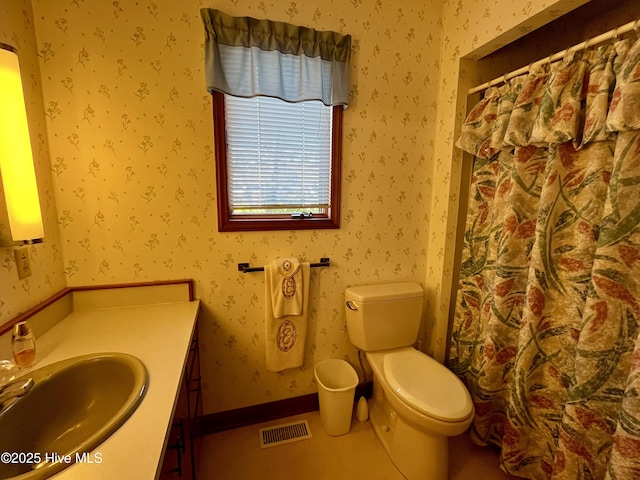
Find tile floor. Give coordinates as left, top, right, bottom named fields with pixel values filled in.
left=197, top=410, right=518, bottom=479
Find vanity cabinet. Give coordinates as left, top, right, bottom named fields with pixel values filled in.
left=160, top=327, right=202, bottom=480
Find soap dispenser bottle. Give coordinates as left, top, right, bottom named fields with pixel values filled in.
left=12, top=321, right=36, bottom=368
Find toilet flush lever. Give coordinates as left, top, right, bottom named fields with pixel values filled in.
left=346, top=300, right=358, bottom=311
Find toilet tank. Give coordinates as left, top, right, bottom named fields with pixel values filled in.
left=345, top=282, right=424, bottom=351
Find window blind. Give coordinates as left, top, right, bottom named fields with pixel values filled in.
left=224, top=95, right=333, bottom=214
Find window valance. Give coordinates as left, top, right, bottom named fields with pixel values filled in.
left=200, top=8, right=351, bottom=107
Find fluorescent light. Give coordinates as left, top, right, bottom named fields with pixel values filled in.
left=0, top=44, right=44, bottom=243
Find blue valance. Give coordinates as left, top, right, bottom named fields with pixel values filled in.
left=200, top=9, right=351, bottom=107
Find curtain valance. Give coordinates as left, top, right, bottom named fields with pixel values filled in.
left=200, top=8, right=351, bottom=107
left=457, top=40, right=640, bottom=159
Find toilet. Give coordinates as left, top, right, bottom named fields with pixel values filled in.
left=345, top=282, right=474, bottom=480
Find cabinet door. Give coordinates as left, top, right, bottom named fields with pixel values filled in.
left=186, top=331, right=202, bottom=477
left=160, top=375, right=193, bottom=479
left=160, top=326, right=201, bottom=480
left=187, top=333, right=202, bottom=421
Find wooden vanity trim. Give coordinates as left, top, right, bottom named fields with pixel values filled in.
left=0, top=288, right=73, bottom=336
left=0, top=279, right=194, bottom=335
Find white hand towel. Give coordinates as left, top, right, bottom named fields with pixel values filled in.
left=268, top=258, right=303, bottom=318
left=265, top=261, right=310, bottom=372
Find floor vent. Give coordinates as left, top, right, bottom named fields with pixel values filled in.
left=259, top=419, right=312, bottom=448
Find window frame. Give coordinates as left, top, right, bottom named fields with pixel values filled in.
left=212, top=91, right=342, bottom=232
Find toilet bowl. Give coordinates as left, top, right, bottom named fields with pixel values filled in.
left=382, top=348, right=473, bottom=427
left=366, top=347, right=473, bottom=480
left=344, top=283, right=474, bottom=480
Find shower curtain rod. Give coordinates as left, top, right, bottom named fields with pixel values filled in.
left=468, top=18, right=640, bottom=95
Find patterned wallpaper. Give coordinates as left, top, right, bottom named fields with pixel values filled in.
left=27, top=0, right=439, bottom=413
left=0, top=0, right=596, bottom=414
left=0, top=0, right=66, bottom=323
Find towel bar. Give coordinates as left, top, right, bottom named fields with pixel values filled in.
left=238, top=258, right=330, bottom=273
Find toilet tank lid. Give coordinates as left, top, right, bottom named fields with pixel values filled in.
left=345, top=282, right=423, bottom=302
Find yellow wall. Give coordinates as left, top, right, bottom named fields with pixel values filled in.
left=26, top=0, right=440, bottom=413
left=1, top=0, right=608, bottom=414
left=0, top=0, right=66, bottom=321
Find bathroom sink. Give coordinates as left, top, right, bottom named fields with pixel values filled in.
left=0, top=352, right=148, bottom=480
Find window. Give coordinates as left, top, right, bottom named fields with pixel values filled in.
left=213, top=92, right=342, bottom=231
left=201, top=8, right=351, bottom=231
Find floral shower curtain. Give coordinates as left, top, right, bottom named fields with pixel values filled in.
left=450, top=35, right=640, bottom=480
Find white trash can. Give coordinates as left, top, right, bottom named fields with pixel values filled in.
left=314, top=359, right=359, bottom=436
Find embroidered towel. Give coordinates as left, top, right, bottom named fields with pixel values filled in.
left=268, top=258, right=303, bottom=318
left=265, top=261, right=310, bottom=372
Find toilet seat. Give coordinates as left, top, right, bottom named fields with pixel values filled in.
left=383, top=348, right=472, bottom=422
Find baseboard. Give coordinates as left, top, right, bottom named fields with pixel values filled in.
left=194, top=381, right=372, bottom=436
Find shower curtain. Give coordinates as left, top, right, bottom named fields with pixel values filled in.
left=450, top=35, right=640, bottom=480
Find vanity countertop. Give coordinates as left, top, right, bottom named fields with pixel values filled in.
left=4, top=289, right=200, bottom=480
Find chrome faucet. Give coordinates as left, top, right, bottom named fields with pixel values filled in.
left=0, top=377, right=34, bottom=406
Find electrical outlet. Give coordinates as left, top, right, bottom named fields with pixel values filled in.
left=15, top=246, right=32, bottom=280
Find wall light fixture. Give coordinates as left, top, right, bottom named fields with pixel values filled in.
left=0, top=43, right=44, bottom=244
